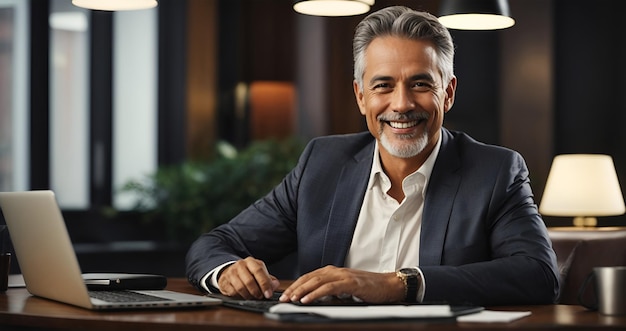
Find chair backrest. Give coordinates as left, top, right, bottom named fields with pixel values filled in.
left=549, top=228, right=626, bottom=304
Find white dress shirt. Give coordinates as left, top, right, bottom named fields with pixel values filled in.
left=345, top=137, right=441, bottom=301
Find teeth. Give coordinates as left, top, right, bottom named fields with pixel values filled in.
left=389, top=121, right=418, bottom=129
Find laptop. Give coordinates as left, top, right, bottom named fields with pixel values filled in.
left=0, top=190, right=221, bottom=310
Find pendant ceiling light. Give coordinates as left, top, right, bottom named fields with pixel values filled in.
left=438, top=0, right=514, bottom=30
left=293, top=0, right=374, bottom=17
left=72, top=0, right=158, bottom=11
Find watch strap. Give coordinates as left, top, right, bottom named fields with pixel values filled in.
left=396, top=268, right=419, bottom=303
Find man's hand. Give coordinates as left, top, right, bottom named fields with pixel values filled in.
left=279, top=265, right=405, bottom=304
left=217, top=257, right=280, bottom=299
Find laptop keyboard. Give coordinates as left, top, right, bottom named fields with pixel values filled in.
left=216, top=292, right=283, bottom=313
left=225, top=299, right=279, bottom=312
left=88, top=290, right=172, bottom=303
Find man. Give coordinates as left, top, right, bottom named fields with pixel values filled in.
left=186, top=6, right=560, bottom=306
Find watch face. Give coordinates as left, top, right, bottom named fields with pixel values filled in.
left=399, top=268, right=419, bottom=276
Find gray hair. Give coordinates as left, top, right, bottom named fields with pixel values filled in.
left=353, top=6, right=455, bottom=91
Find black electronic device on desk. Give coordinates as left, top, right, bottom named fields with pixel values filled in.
left=83, top=273, right=168, bottom=290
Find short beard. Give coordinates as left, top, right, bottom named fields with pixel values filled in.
left=379, top=130, right=429, bottom=158
left=377, top=111, right=430, bottom=158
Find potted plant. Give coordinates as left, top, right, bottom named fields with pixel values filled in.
left=121, top=138, right=305, bottom=245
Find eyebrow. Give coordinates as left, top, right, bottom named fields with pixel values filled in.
left=368, top=75, right=392, bottom=86
left=368, top=73, right=435, bottom=86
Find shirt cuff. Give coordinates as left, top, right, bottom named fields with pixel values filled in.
left=201, top=261, right=236, bottom=293
left=416, top=267, right=426, bottom=302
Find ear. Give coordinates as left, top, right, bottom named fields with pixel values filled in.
left=444, top=75, right=457, bottom=113
left=353, top=80, right=367, bottom=115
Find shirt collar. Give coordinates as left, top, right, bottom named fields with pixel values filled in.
left=368, top=132, right=443, bottom=191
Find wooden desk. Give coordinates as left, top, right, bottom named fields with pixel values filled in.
left=1, top=278, right=626, bottom=330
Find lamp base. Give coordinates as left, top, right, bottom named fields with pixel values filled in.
left=572, top=216, right=597, bottom=227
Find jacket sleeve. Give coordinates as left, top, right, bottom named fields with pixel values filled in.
left=420, top=150, right=560, bottom=306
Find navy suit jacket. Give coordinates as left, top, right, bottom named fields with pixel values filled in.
left=186, top=128, right=560, bottom=305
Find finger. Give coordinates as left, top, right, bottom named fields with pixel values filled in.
left=270, top=276, right=280, bottom=291
left=231, top=269, right=258, bottom=299
left=262, top=275, right=280, bottom=299
left=283, top=272, right=338, bottom=303
left=230, top=257, right=279, bottom=299
left=241, top=258, right=280, bottom=299
left=234, top=258, right=272, bottom=299
left=280, top=266, right=334, bottom=302
left=279, top=272, right=314, bottom=302
left=298, top=279, right=346, bottom=304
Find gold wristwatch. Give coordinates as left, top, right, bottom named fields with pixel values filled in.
left=396, top=267, right=420, bottom=303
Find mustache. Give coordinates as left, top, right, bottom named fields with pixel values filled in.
left=377, top=111, right=429, bottom=122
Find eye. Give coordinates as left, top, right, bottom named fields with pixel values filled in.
left=372, top=82, right=392, bottom=91
left=412, top=81, right=432, bottom=91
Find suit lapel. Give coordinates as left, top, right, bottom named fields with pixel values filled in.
left=320, top=142, right=374, bottom=267
left=319, top=129, right=461, bottom=267
left=420, top=129, right=462, bottom=266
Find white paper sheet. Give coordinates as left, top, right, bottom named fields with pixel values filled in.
left=268, top=303, right=458, bottom=320
left=457, top=310, right=531, bottom=323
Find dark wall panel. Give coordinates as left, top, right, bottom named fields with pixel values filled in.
left=554, top=0, right=626, bottom=225
left=444, top=30, right=500, bottom=145
left=554, top=0, right=623, bottom=155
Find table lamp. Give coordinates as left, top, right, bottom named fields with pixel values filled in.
left=539, top=154, right=625, bottom=227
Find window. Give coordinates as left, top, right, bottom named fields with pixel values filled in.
left=0, top=0, right=29, bottom=193
left=2, top=0, right=177, bottom=228
left=112, top=9, right=158, bottom=210
left=47, top=0, right=157, bottom=210
left=50, top=0, right=90, bottom=208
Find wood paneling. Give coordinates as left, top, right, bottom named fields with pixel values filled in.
left=500, top=0, right=554, bottom=200
left=187, top=0, right=218, bottom=160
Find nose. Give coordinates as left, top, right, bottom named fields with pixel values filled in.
left=390, top=86, right=415, bottom=113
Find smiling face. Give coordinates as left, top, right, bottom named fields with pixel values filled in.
left=354, top=36, right=457, bottom=163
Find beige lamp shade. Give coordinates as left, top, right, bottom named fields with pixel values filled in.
left=539, top=154, right=625, bottom=226
left=72, top=0, right=157, bottom=11
left=293, top=0, right=374, bottom=17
